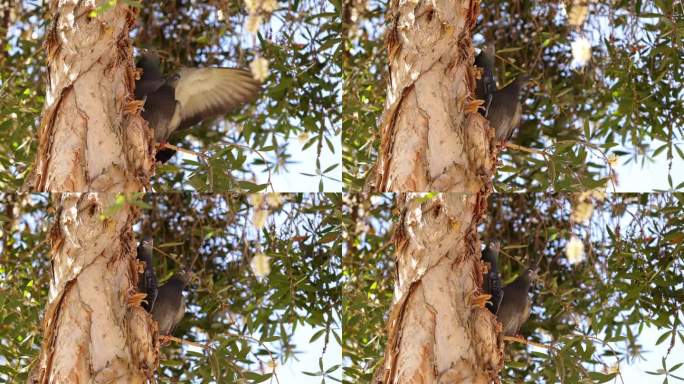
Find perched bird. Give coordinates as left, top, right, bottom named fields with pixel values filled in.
left=487, top=74, right=530, bottom=144
left=151, top=273, right=189, bottom=335
left=481, top=241, right=503, bottom=315
left=135, top=52, right=261, bottom=163
left=136, top=237, right=158, bottom=312
left=474, top=43, right=496, bottom=116
left=497, top=266, right=537, bottom=336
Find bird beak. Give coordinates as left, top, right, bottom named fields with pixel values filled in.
left=184, top=271, right=198, bottom=286
left=530, top=268, right=539, bottom=281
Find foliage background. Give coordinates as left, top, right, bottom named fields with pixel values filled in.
left=342, top=0, right=684, bottom=192
left=342, top=193, right=684, bottom=383
left=0, top=0, right=341, bottom=192
left=0, top=193, right=342, bottom=383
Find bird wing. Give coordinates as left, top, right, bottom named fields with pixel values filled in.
left=522, top=296, right=531, bottom=324
left=173, top=68, right=260, bottom=131
left=506, top=102, right=523, bottom=141
left=496, top=293, right=516, bottom=335
left=135, top=77, right=165, bottom=100
left=142, top=84, right=178, bottom=142
left=494, top=287, right=504, bottom=315
left=169, top=297, right=186, bottom=335
left=152, top=283, right=183, bottom=335
left=135, top=53, right=165, bottom=100
left=136, top=240, right=158, bottom=312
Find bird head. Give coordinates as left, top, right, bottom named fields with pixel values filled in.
left=140, top=236, right=153, bottom=248
left=137, top=50, right=160, bottom=67
left=166, top=71, right=183, bottom=88
left=489, top=241, right=501, bottom=254
left=172, top=270, right=197, bottom=288
left=524, top=266, right=539, bottom=283
left=136, top=50, right=164, bottom=83
left=516, top=74, right=532, bottom=88
left=482, top=43, right=495, bottom=59
left=136, top=237, right=154, bottom=263
left=476, top=43, right=496, bottom=68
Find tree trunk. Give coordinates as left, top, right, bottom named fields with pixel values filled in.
left=373, top=0, right=497, bottom=192
left=25, top=1, right=153, bottom=192
left=31, top=194, right=156, bottom=383
left=376, top=194, right=503, bottom=384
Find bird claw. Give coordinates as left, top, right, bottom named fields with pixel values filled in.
left=128, top=292, right=148, bottom=307
left=472, top=293, right=492, bottom=308
left=466, top=99, right=484, bottom=114
left=159, top=335, right=172, bottom=346
left=126, top=99, right=145, bottom=114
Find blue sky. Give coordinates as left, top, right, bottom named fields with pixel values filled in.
left=622, top=325, right=684, bottom=384
left=614, top=142, right=684, bottom=192
left=275, top=314, right=342, bottom=383
left=174, top=130, right=342, bottom=192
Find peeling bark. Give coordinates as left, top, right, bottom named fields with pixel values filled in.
left=31, top=194, right=157, bottom=384
left=377, top=194, right=503, bottom=384
left=25, top=1, right=153, bottom=192
left=373, top=0, right=497, bottom=192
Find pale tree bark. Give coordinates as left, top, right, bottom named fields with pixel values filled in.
left=373, top=0, right=497, bottom=192
left=375, top=194, right=503, bottom=384
left=24, top=0, right=153, bottom=192
left=31, top=194, right=157, bottom=384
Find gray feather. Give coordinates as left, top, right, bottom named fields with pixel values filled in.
left=474, top=43, right=496, bottom=115
left=487, top=75, right=530, bottom=143
left=134, top=52, right=260, bottom=161
left=151, top=275, right=187, bottom=335
left=136, top=237, right=157, bottom=312
left=497, top=267, right=536, bottom=336
left=135, top=53, right=165, bottom=100
left=171, top=67, right=261, bottom=132
left=481, top=241, right=503, bottom=315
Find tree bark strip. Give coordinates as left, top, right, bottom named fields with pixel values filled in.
left=377, top=194, right=503, bottom=384
left=33, top=193, right=157, bottom=384
left=25, top=1, right=153, bottom=192
left=373, top=0, right=497, bottom=192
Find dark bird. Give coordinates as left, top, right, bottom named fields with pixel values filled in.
left=136, top=237, right=158, bottom=312
left=135, top=52, right=261, bottom=163
left=487, top=74, right=530, bottom=144
left=481, top=241, right=503, bottom=315
left=497, top=267, right=537, bottom=336
left=151, top=273, right=189, bottom=335
left=474, top=43, right=496, bottom=116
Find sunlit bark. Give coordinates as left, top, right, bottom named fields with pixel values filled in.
left=31, top=193, right=157, bottom=384
left=26, top=1, right=153, bottom=192
left=374, top=0, right=496, bottom=192
left=376, top=194, right=503, bottom=384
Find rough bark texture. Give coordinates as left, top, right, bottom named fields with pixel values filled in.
left=373, top=0, right=497, bottom=192
left=25, top=0, right=153, bottom=192
left=32, top=194, right=157, bottom=384
left=376, top=194, right=503, bottom=384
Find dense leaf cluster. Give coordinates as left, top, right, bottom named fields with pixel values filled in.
left=0, top=193, right=342, bottom=383
left=342, top=1, right=684, bottom=191
left=0, top=0, right=341, bottom=191
left=343, top=193, right=684, bottom=383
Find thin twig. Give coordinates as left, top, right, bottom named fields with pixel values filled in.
left=571, top=333, right=625, bottom=384
left=159, top=142, right=275, bottom=192
left=160, top=335, right=210, bottom=349
left=502, top=335, right=551, bottom=349
left=160, top=334, right=281, bottom=384
left=158, top=143, right=208, bottom=160
left=505, top=142, right=548, bottom=157
left=219, top=140, right=275, bottom=192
